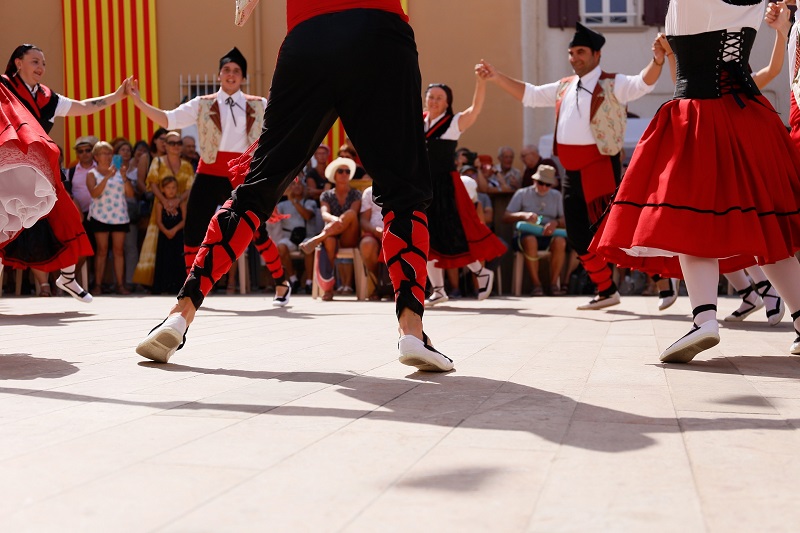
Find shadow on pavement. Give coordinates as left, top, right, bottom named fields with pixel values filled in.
left=0, top=354, right=80, bottom=380
left=2, top=367, right=797, bottom=455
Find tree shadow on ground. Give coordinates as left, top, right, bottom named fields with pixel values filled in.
left=0, top=354, right=80, bottom=380
left=2, top=366, right=797, bottom=455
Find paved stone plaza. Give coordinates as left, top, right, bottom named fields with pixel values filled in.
left=1, top=292, right=799, bottom=532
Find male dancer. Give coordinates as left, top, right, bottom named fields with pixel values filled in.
left=135, top=0, right=453, bottom=372
left=129, top=47, right=291, bottom=306
left=478, top=23, right=664, bottom=310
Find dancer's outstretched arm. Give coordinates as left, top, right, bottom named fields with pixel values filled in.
left=457, top=65, right=487, bottom=132
left=64, top=76, right=131, bottom=116
left=126, top=79, right=169, bottom=128
left=476, top=60, right=526, bottom=102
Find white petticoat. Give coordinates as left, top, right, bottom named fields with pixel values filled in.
left=0, top=142, right=57, bottom=245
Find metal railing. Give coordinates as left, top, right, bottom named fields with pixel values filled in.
left=178, top=75, right=250, bottom=103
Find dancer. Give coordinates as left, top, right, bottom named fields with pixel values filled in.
left=477, top=23, right=663, bottom=310
left=0, top=44, right=130, bottom=303
left=590, top=0, right=800, bottom=363
left=423, top=77, right=506, bottom=307
left=128, top=47, right=291, bottom=306
left=655, top=7, right=790, bottom=325
left=135, top=0, right=453, bottom=372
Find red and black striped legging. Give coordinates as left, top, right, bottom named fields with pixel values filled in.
left=177, top=9, right=432, bottom=318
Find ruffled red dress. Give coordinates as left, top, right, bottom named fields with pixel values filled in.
left=0, top=75, right=93, bottom=271
left=590, top=24, right=800, bottom=279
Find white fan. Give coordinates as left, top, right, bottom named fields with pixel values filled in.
left=235, top=0, right=260, bottom=26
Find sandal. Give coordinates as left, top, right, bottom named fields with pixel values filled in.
left=531, top=286, right=544, bottom=296
left=38, top=283, right=51, bottom=297
left=322, top=290, right=334, bottom=301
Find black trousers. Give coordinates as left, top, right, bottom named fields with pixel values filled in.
left=231, top=9, right=431, bottom=219
left=560, top=153, right=621, bottom=255
left=184, top=173, right=232, bottom=248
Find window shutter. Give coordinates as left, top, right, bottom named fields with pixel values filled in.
left=643, top=0, right=670, bottom=26
left=548, top=0, right=580, bottom=29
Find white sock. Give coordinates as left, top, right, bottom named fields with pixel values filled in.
left=760, top=258, right=800, bottom=332
left=427, top=261, right=445, bottom=295
left=680, top=255, right=719, bottom=326
left=466, top=261, right=483, bottom=274
left=289, top=275, right=298, bottom=283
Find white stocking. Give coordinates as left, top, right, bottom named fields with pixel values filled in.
left=679, top=254, right=719, bottom=326
left=427, top=261, right=446, bottom=296
left=759, top=258, right=800, bottom=332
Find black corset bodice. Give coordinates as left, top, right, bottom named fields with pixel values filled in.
left=426, top=138, right=458, bottom=176
left=668, top=28, right=760, bottom=102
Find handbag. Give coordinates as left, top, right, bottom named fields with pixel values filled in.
left=288, top=226, right=307, bottom=245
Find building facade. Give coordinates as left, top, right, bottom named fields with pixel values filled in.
left=1, top=0, right=789, bottom=164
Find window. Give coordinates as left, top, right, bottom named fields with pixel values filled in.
left=582, top=0, right=638, bottom=26
left=547, top=0, right=666, bottom=29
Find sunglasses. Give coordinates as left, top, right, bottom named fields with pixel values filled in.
left=336, top=168, right=351, bottom=175
left=166, top=140, right=183, bottom=146
left=536, top=181, right=552, bottom=188
left=76, top=148, right=92, bottom=154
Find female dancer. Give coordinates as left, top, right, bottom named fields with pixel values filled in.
left=423, top=76, right=506, bottom=307
left=655, top=12, right=789, bottom=326
left=591, top=0, right=800, bottom=363
left=0, top=44, right=129, bottom=302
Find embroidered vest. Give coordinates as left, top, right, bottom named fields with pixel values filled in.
left=553, top=72, right=626, bottom=156
left=196, top=93, right=265, bottom=163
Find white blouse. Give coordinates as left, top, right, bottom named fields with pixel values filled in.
left=665, top=0, right=764, bottom=36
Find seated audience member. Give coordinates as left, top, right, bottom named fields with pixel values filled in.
left=299, top=157, right=362, bottom=300
left=337, top=143, right=368, bottom=181
left=359, top=185, right=388, bottom=299
left=454, top=147, right=478, bottom=173
left=502, top=165, right=566, bottom=295
left=476, top=154, right=514, bottom=193
left=520, top=144, right=560, bottom=189
left=275, top=176, right=319, bottom=294
left=495, top=146, right=522, bottom=190
left=304, top=143, right=331, bottom=202
left=461, top=165, right=494, bottom=228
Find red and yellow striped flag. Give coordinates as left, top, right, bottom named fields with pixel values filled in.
left=61, top=0, right=159, bottom=165
left=323, top=0, right=408, bottom=158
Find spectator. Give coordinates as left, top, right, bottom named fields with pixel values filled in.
left=152, top=176, right=187, bottom=295
left=455, top=147, right=477, bottom=173
left=304, top=143, right=331, bottom=202
left=338, top=144, right=368, bottom=180
left=502, top=165, right=567, bottom=295
left=67, top=135, right=99, bottom=221
left=359, top=185, right=385, bottom=299
left=180, top=135, right=200, bottom=171
left=133, top=131, right=194, bottom=289
left=275, top=176, right=318, bottom=294
left=520, top=144, right=560, bottom=189
left=86, top=141, right=136, bottom=294
left=114, top=139, right=141, bottom=290
left=137, top=128, right=168, bottom=193
left=476, top=154, right=513, bottom=193
left=495, top=146, right=522, bottom=189
left=461, top=165, right=494, bottom=227
left=300, top=157, right=362, bottom=300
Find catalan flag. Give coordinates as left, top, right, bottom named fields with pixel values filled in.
left=323, top=0, right=408, bottom=156
left=61, top=0, right=159, bottom=165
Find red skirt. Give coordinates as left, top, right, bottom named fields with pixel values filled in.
left=0, top=84, right=93, bottom=271
left=428, top=171, right=506, bottom=269
left=590, top=94, right=800, bottom=279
